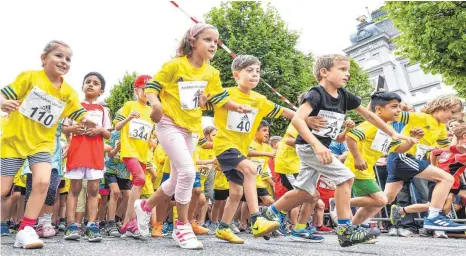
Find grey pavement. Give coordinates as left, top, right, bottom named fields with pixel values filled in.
left=1, top=232, right=466, bottom=256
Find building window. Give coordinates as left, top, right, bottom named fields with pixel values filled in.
left=405, top=63, right=440, bottom=88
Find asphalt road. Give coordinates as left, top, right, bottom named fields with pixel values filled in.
left=1, top=232, right=466, bottom=256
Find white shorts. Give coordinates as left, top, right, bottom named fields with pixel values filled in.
left=64, top=167, right=104, bottom=180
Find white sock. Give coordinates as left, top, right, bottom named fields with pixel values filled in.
left=37, top=217, right=44, bottom=225
left=427, top=207, right=441, bottom=219
left=43, top=213, right=53, bottom=226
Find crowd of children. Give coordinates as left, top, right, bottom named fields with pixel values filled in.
left=1, top=23, right=466, bottom=251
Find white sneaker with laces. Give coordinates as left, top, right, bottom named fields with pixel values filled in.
left=172, top=222, right=203, bottom=250
left=134, top=200, right=151, bottom=237
left=14, top=226, right=44, bottom=249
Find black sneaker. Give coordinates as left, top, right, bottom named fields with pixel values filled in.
left=86, top=223, right=103, bottom=242
left=336, top=225, right=377, bottom=247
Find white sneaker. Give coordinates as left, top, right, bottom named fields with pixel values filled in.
left=172, top=222, right=203, bottom=250
left=433, top=231, right=448, bottom=239
left=329, top=198, right=337, bottom=226
left=134, top=200, right=151, bottom=237
left=14, top=226, right=44, bottom=249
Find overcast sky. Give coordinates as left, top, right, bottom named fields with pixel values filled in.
left=0, top=0, right=384, bottom=100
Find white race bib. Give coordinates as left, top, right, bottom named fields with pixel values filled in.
left=129, top=119, right=153, bottom=141
left=415, top=144, right=432, bottom=160
left=191, top=133, right=200, bottom=147
left=199, top=164, right=214, bottom=177
left=19, top=87, right=65, bottom=128
left=86, top=110, right=103, bottom=127
left=252, top=159, right=265, bottom=175
left=226, top=108, right=258, bottom=133
left=371, top=130, right=392, bottom=153
left=178, top=81, right=207, bottom=110
left=312, top=110, right=345, bottom=139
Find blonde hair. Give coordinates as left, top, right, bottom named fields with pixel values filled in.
left=41, top=40, right=71, bottom=67
left=453, top=123, right=466, bottom=139
left=313, top=54, right=349, bottom=81
left=421, top=95, right=463, bottom=114
left=176, top=24, right=218, bottom=57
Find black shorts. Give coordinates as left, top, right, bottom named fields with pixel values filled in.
left=386, top=153, right=429, bottom=183
left=214, top=189, right=229, bottom=201
left=13, top=185, right=26, bottom=196
left=280, top=173, right=299, bottom=191
left=217, top=148, right=247, bottom=186
left=104, top=173, right=132, bottom=190
left=241, top=188, right=270, bottom=202
left=58, top=179, right=66, bottom=189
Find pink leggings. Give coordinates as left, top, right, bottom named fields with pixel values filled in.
left=156, top=115, right=196, bottom=204
left=123, top=158, right=146, bottom=186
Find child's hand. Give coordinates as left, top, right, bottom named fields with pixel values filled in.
left=313, top=143, right=333, bottom=165
left=409, top=127, right=424, bottom=139
left=86, top=127, right=105, bottom=137
left=71, top=124, right=86, bottom=135
left=128, top=111, right=141, bottom=120
left=0, top=99, right=20, bottom=113
left=268, top=151, right=277, bottom=158
left=392, top=132, right=418, bottom=144
left=306, top=116, right=327, bottom=131
left=199, top=92, right=210, bottom=109
left=61, top=145, right=69, bottom=157
left=237, top=104, right=252, bottom=113
left=81, top=117, right=97, bottom=129
left=344, top=120, right=355, bottom=129
left=354, top=156, right=368, bottom=171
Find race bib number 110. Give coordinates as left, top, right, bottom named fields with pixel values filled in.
left=19, top=87, right=65, bottom=128
left=178, top=81, right=207, bottom=110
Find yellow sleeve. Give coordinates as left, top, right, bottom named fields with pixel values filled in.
left=63, top=88, right=87, bottom=123
left=1, top=72, right=33, bottom=101
left=436, top=125, right=450, bottom=147
left=113, top=104, right=129, bottom=125
left=347, top=127, right=366, bottom=142
left=398, top=111, right=423, bottom=126
left=205, top=70, right=229, bottom=107
left=145, top=60, right=177, bottom=96
left=262, top=99, right=284, bottom=119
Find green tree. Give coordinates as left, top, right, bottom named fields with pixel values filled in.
left=346, top=58, right=374, bottom=124
left=105, top=72, right=138, bottom=119
left=384, top=2, right=466, bottom=97
left=205, top=1, right=315, bottom=136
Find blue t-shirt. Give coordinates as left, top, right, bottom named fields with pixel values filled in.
left=329, top=141, right=347, bottom=156
left=105, top=131, right=130, bottom=180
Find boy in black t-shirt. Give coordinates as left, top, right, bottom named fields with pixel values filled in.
left=264, top=54, right=416, bottom=247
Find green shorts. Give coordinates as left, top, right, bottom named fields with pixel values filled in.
left=352, top=179, right=382, bottom=197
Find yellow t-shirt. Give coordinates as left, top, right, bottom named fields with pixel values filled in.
left=345, top=121, right=394, bottom=180
left=162, top=157, right=171, bottom=174
left=197, top=146, right=216, bottom=190
left=141, top=170, right=154, bottom=196
left=153, top=144, right=167, bottom=189
left=213, top=168, right=229, bottom=190
left=1, top=70, right=86, bottom=158
left=274, top=124, right=300, bottom=174
left=213, top=87, right=284, bottom=157
left=13, top=168, right=27, bottom=188
left=113, top=101, right=154, bottom=163
left=390, top=111, right=449, bottom=156
left=249, top=140, right=274, bottom=189
left=145, top=56, right=229, bottom=132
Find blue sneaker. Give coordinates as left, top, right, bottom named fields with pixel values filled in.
left=85, top=223, right=102, bottom=242
left=162, top=222, right=173, bottom=235
left=1, top=222, right=10, bottom=236
left=290, top=227, right=324, bottom=243
left=424, top=215, right=466, bottom=232
left=64, top=223, right=81, bottom=240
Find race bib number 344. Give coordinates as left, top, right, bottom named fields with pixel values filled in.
left=312, top=110, right=345, bottom=139
left=178, top=81, right=207, bottom=110
left=19, top=87, right=65, bottom=128
left=129, top=119, right=153, bottom=141
left=226, top=109, right=258, bottom=133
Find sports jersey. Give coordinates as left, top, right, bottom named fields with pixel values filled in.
left=1, top=70, right=86, bottom=158
left=145, top=56, right=229, bottom=132
left=390, top=111, right=449, bottom=158
left=13, top=168, right=27, bottom=188
left=295, top=85, right=361, bottom=147
left=275, top=124, right=300, bottom=174
left=213, top=168, right=229, bottom=190
left=196, top=146, right=216, bottom=185
left=113, top=101, right=154, bottom=163
left=213, top=87, right=284, bottom=157
left=345, top=121, right=396, bottom=179
left=105, top=131, right=131, bottom=180
left=249, top=140, right=274, bottom=189
left=153, top=144, right=167, bottom=189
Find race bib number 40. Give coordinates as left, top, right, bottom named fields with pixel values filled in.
left=371, top=130, right=392, bottom=153
left=129, top=119, right=153, bottom=141
left=178, top=81, right=207, bottom=110
left=226, top=108, right=258, bottom=133
left=312, top=110, right=345, bottom=139
left=19, top=87, right=65, bottom=128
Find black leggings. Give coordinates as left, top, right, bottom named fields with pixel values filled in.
left=25, top=168, right=61, bottom=207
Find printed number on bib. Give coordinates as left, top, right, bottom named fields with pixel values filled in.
left=129, top=119, right=153, bottom=141
left=415, top=144, right=432, bottom=160
left=312, top=110, right=345, bottom=139
left=19, top=87, right=65, bottom=128
left=252, top=159, right=265, bottom=175
left=371, top=130, right=392, bottom=153
left=226, top=108, right=258, bottom=133
left=178, top=81, right=207, bottom=110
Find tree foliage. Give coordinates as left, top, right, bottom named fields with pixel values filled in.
left=384, top=2, right=466, bottom=97
left=105, top=72, right=138, bottom=119
left=346, top=58, right=374, bottom=124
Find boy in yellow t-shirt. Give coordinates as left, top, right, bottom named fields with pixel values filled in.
left=212, top=55, right=294, bottom=244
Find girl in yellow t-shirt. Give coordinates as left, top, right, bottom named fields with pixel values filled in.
left=0, top=41, right=95, bottom=249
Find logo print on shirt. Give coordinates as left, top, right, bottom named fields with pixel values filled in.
left=40, top=105, right=52, bottom=113
left=241, top=115, right=249, bottom=122
left=178, top=77, right=184, bottom=82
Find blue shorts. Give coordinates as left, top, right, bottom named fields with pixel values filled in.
left=386, top=153, right=429, bottom=183
left=193, top=172, right=201, bottom=189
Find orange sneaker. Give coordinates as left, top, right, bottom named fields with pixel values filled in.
left=152, top=222, right=163, bottom=237
left=191, top=221, right=209, bottom=235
